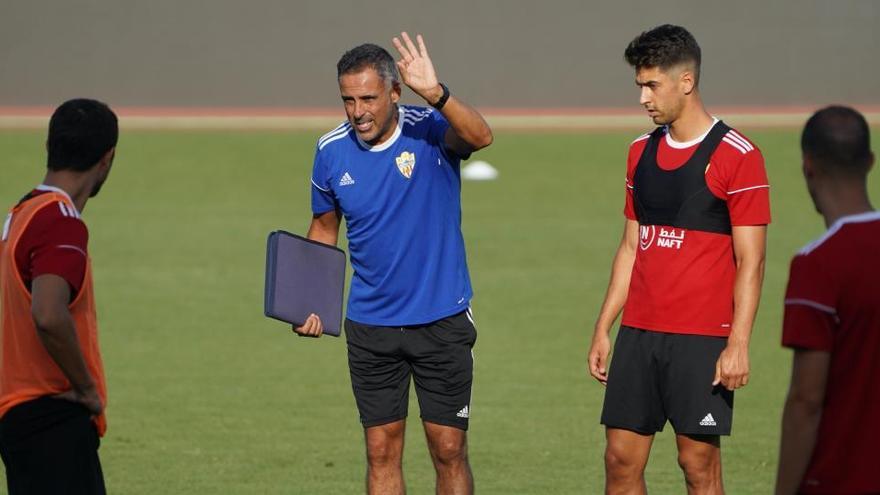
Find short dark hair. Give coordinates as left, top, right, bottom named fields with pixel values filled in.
left=624, top=24, right=702, bottom=82
left=336, top=43, right=399, bottom=85
left=47, top=98, right=118, bottom=172
left=802, top=105, right=872, bottom=177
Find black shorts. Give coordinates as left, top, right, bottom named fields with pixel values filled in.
left=601, top=326, right=734, bottom=436
left=345, top=309, right=477, bottom=430
left=0, top=397, right=105, bottom=495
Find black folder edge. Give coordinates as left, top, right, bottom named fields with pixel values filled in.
left=264, top=230, right=346, bottom=336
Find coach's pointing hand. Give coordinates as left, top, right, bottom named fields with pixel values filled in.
left=293, top=313, right=323, bottom=338
left=392, top=32, right=444, bottom=106
left=713, top=342, right=750, bottom=391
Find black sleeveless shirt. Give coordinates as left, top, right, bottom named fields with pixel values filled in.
left=632, top=122, right=733, bottom=236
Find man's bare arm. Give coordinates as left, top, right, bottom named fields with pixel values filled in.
left=588, top=219, right=639, bottom=384
left=307, top=210, right=341, bottom=246
left=775, top=349, right=830, bottom=495
left=713, top=225, right=766, bottom=390
left=392, top=32, right=493, bottom=157
left=31, top=274, right=102, bottom=414
left=439, top=100, right=493, bottom=158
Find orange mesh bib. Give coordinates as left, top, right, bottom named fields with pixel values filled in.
left=0, top=192, right=107, bottom=435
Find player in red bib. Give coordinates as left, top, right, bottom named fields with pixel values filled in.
left=775, top=106, right=879, bottom=494
left=587, top=25, right=770, bottom=493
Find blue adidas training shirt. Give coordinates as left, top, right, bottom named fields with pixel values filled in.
left=311, top=105, right=472, bottom=326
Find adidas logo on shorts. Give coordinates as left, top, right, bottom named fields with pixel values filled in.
left=699, top=413, right=717, bottom=426
left=456, top=406, right=469, bottom=419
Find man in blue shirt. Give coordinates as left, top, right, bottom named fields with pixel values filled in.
left=295, top=32, right=492, bottom=495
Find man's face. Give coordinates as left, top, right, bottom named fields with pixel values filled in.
left=89, top=150, right=114, bottom=198
left=801, top=155, right=826, bottom=215
left=339, top=68, right=401, bottom=145
left=635, top=66, right=688, bottom=126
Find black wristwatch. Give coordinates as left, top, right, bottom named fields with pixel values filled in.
left=431, top=83, right=450, bottom=110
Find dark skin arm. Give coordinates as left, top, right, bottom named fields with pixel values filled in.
left=30, top=274, right=102, bottom=415
left=775, top=349, right=830, bottom=495
left=291, top=210, right=342, bottom=338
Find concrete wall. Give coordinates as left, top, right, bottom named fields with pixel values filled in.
left=1, top=0, right=877, bottom=109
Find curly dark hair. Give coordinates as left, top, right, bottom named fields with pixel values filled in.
left=336, top=43, right=399, bottom=85
left=624, top=24, right=701, bottom=82
left=802, top=105, right=873, bottom=176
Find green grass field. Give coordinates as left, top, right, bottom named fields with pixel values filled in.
left=1, top=126, right=878, bottom=494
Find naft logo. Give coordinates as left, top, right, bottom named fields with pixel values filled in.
left=657, top=227, right=685, bottom=249
left=640, top=225, right=656, bottom=250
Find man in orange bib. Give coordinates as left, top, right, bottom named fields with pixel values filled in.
left=0, top=98, right=117, bottom=495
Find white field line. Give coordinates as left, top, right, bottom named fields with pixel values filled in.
left=2, top=112, right=879, bottom=131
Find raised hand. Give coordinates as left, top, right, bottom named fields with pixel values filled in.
left=392, top=32, right=442, bottom=104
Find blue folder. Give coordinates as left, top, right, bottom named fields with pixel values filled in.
left=264, top=230, right=346, bottom=337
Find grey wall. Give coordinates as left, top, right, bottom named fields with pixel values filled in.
left=1, top=0, right=877, bottom=109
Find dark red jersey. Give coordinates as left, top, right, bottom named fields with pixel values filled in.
left=622, top=121, right=771, bottom=336
left=1, top=185, right=106, bottom=435
left=782, top=211, right=880, bottom=493
left=3, top=186, right=88, bottom=297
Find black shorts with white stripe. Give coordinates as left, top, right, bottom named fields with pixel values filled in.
left=345, top=309, right=477, bottom=430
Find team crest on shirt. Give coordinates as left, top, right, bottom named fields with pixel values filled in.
left=395, top=151, right=416, bottom=179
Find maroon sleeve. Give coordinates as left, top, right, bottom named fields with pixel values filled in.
left=782, top=254, right=836, bottom=351
left=16, top=202, right=89, bottom=295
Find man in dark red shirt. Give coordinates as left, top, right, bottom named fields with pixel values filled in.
left=587, top=25, right=770, bottom=493
left=0, top=98, right=117, bottom=495
left=775, top=106, right=879, bottom=494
